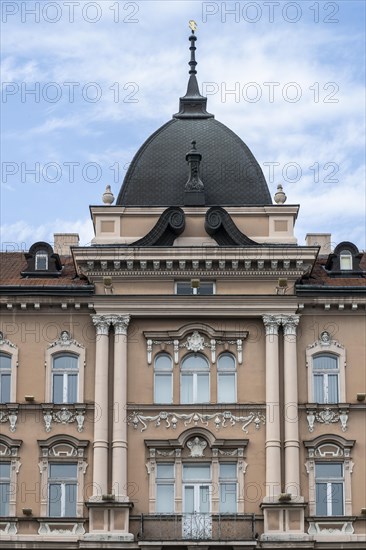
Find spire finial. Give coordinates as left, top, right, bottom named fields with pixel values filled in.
left=173, top=22, right=214, bottom=120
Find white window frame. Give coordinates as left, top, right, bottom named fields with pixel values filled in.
left=219, top=462, right=237, bottom=514
left=180, top=353, right=210, bottom=404
left=304, top=436, right=354, bottom=517
left=155, top=463, right=175, bottom=513
left=0, top=334, right=18, bottom=403
left=48, top=462, right=78, bottom=517
left=312, top=354, right=339, bottom=404
left=306, top=334, right=346, bottom=403
left=35, top=251, right=48, bottom=270
left=45, top=332, right=85, bottom=403
left=183, top=463, right=211, bottom=514
left=0, top=436, right=21, bottom=518
left=315, top=462, right=344, bottom=516
left=38, top=436, right=88, bottom=518
left=154, top=353, right=173, bottom=404
left=52, top=353, right=79, bottom=404
left=217, top=353, right=236, bottom=404
left=339, top=250, right=352, bottom=270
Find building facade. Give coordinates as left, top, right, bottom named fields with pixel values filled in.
left=0, top=28, right=365, bottom=549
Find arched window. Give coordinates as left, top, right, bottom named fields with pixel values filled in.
left=52, top=353, right=79, bottom=404
left=313, top=354, right=339, bottom=403
left=217, top=353, right=236, bottom=403
left=181, top=354, right=209, bottom=404
left=35, top=250, right=48, bottom=270
left=154, top=353, right=173, bottom=404
left=0, top=353, right=11, bottom=403
left=339, top=250, right=352, bottom=270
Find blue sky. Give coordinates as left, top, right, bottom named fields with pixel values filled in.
left=1, top=0, right=365, bottom=251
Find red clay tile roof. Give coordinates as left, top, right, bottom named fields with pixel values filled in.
left=0, top=253, right=89, bottom=287
left=299, top=254, right=366, bottom=287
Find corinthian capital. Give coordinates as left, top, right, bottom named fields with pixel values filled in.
left=281, top=314, right=300, bottom=336
left=262, top=315, right=281, bottom=336
left=111, top=314, right=131, bottom=336
left=91, top=315, right=111, bottom=336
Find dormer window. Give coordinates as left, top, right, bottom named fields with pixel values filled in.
left=35, top=250, right=49, bottom=271
left=21, top=242, right=62, bottom=278
left=339, top=250, right=352, bottom=270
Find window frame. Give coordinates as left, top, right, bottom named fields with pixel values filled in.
left=306, top=334, right=346, bottom=404
left=175, top=281, right=216, bottom=296
left=154, top=353, right=173, bottom=404
left=219, top=462, right=238, bottom=514
left=180, top=353, right=210, bottom=404
left=52, top=353, right=79, bottom=404
left=304, top=435, right=354, bottom=517
left=45, top=332, right=85, bottom=403
left=217, top=353, right=237, bottom=404
left=38, top=435, right=88, bottom=518
left=312, top=354, right=340, bottom=404
left=0, top=436, right=22, bottom=518
left=155, top=462, right=175, bottom=513
left=48, top=462, right=78, bottom=517
left=35, top=250, right=49, bottom=271
left=315, top=462, right=344, bottom=516
left=0, top=334, right=18, bottom=403
left=339, top=250, right=352, bottom=271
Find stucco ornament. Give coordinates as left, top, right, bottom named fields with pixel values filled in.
left=187, top=437, right=207, bottom=457
left=186, top=331, right=205, bottom=352
left=320, top=331, right=331, bottom=346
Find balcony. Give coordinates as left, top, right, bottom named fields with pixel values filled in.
left=130, top=513, right=258, bottom=542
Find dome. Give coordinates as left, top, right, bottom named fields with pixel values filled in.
left=116, top=30, right=272, bottom=208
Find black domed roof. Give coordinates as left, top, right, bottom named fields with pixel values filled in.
left=116, top=29, right=272, bottom=207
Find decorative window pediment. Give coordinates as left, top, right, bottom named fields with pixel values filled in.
left=144, top=323, right=247, bottom=365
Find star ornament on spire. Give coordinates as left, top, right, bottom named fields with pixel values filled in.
left=189, top=20, right=197, bottom=33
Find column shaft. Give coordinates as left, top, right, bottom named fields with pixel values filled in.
left=263, top=315, right=281, bottom=499
left=91, top=315, right=110, bottom=497
left=283, top=315, right=301, bottom=498
left=111, top=315, right=130, bottom=500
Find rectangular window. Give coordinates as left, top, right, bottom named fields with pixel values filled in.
left=176, top=281, right=215, bottom=295
left=313, top=374, right=339, bottom=404
left=48, top=463, right=77, bottom=517
left=156, top=464, right=174, bottom=513
left=219, top=463, right=237, bottom=513
left=0, top=462, right=11, bottom=516
left=315, top=463, right=344, bottom=516
left=181, top=373, right=209, bottom=403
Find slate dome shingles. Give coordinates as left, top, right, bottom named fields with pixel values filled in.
left=116, top=117, right=272, bottom=207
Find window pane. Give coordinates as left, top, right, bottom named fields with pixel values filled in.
left=67, top=374, right=78, bottom=402
left=313, top=374, right=324, bottom=403
left=316, top=483, right=327, bottom=515
left=156, top=484, right=174, bottom=513
left=0, top=354, right=11, bottom=370
left=53, top=355, right=78, bottom=370
left=155, top=355, right=172, bottom=371
left=197, top=374, right=209, bottom=402
left=0, top=373, right=11, bottom=402
left=154, top=374, right=172, bottom=403
left=316, top=463, right=342, bottom=478
left=218, top=373, right=235, bottom=403
left=220, top=464, right=236, bottom=479
left=331, top=483, right=344, bottom=515
left=198, top=282, right=214, bottom=295
left=199, top=486, right=210, bottom=513
left=0, top=483, right=10, bottom=516
left=176, top=282, right=193, bottom=295
left=157, top=464, right=174, bottom=479
left=183, top=465, right=210, bottom=481
left=65, top=483, right=77, bottom=517
left=220, top=483, right=237, bottom=513
left=328, top=375, right=339, bottom=403
left=50, top=463, right=77, bottom=479
left=181, top=355, right=209, bottom=372
left=49, top=483, right=61, bottom=516
left=340, top=253, right=352, bottom=270
left=184, top=486, right=194, bottom=513
left=35, top=253, right=48, bottom=270
left=313, top=355, right=337, bottom=370
left=218, top=354, right=235, bottom=371
left=53, top=374, right=64, bottom=403
left=0, top=463, right=11, bottom=479
left=181, top=374, right=193, bottom=403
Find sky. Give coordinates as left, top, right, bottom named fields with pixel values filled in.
left=1, top=0, right=365, bottom=252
